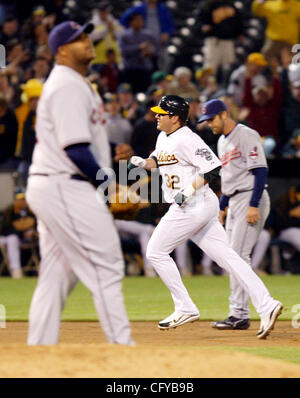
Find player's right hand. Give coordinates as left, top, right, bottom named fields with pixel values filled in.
left=127, top=156, right=146, bottom=171
left=219, top=210, right=226, bottom=225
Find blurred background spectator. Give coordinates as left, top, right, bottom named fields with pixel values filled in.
left=90, top=1, right=124, bottom=70
left=0, top=191, right=37, bottom=278
left=120, top=0, right=174, bottom=70
left=119, top=11, right=159, bottom=93
left=198, top=0, right=246, bottom=82
left=252, top=0, right=300, bottom=61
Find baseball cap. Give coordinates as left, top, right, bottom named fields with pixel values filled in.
left=117, top=83, right=132, bottom=93
left=32, top=6, right=46, bottom=16
left=20, top=79, right=43, bottom=103
left=195, top=67, right=213, bottom=80
left=48, top=20, right=94, bottom=55
left=247, top=52, right=267, bottom=66
left=198, top=99, right=227, bottom=123
left=103, top=92, right=118, bottom=103
left=152, top=70, right=167, bottom=84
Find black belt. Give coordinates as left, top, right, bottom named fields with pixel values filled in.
left=30, top=173, right=89, bottom=181
left=229, top=187, right=267, bottom=198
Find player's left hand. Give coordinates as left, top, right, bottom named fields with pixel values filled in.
left=174, top=186, right=195, bottom=207
left=246, top=206, right=260, bottom=225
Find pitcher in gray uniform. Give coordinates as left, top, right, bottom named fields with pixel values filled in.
left=26, top=21, right=133, bottom=345
left=198, top=99, right=271, bottom=330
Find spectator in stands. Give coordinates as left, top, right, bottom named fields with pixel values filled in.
left=0, top=15, right=20, bottom=47
left=104, top=92, right=133, bottom=146
left=252, top=0, right=300, bottom=61
left=200, top=74, right=226, bottom=102
left=282, top=128, right=300, bottom=158
left=117, top=83, right=143, bottom=125
left=186, top=96, right=201, bottom=131
left=21, top=5, right=47, bottom=43
left=0, top=97, right=18, bottom=170
left=45, top=0, right=68, bottom=25
left=198, top=0, right=245, bottom=80
left=31, top=56, right=50, bottom=82
left=18, top=79, right=43, bottom=186
left=4, top=40, right=31, bottom=89
left=151, top=70, right=170, bottom=95
left=100, top=48, right=120, bottom=93
left=120, top=0, right=174, bottom=70
left=195, top=67, right=214, bottom=92
left=90, top=1, right=124, bottom=68
left=130, top=99, right=158, bottom=159
left=0, top=72, right=15, bottom=105
left=145, top=85, right=164, bottom=104
left=0, top=191, right=37, bottom=279
left=118, top=12, right=159, bottom=93
left=227, top=52, right=268, bottom=107
left=166, top=66, right=199, bottom=99
left=242, top=61, right=283, bottom=156
left=15, top=78, right=43, bottom=158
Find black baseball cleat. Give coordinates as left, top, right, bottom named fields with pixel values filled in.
left=211, top=316, right=250, bottom=330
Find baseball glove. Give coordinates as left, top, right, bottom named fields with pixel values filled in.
left=109, top=184, right=149, bottom=220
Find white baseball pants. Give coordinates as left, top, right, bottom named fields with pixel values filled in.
left=146, top=189, right=279, bottom=318
left=0, top=234, right=21, bottom=271
left=226, top=190, right=270, bottom=319
left=26, top=175, right=133, bottom=346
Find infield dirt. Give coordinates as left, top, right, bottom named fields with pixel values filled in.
left=0, top=321, right=299, bottom=377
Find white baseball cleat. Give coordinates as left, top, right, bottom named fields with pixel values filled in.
left=257, top=302, right=283, bottom=340
left=158, top=311, right=199, bottom=330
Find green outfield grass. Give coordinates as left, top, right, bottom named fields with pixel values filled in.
left=1, top=275, right=300, bottom=366
left=0, top=275, right=299, bottom=321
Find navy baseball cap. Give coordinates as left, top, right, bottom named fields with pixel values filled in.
left=198, top=99, right=227, bottom=123
left=48, top=21, right=94, bottom=55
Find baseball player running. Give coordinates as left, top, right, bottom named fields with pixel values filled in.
left=128, top=95, right=282, bottom=339
left=25, top=21, right=133, bottom=345
left=198, top=98, right=273, bottom=331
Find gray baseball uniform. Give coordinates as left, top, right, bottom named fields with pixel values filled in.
left=26, top=64, right=133, bottom=345
left=218, top=123, right=270, bottom=319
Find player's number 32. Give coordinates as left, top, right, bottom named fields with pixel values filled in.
left=164, top=174, right=180, bottom=190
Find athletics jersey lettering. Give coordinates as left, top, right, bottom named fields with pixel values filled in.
left=220, top=145, right=242, bottom=166
left=157, top=150, right=179, bottom=166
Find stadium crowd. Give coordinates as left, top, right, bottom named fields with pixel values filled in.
left=0, top=0, right=300, bottom=278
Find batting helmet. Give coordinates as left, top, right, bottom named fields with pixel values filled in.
left=151, top=95, right=190, bottom=123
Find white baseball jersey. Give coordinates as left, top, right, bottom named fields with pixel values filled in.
left=150, top=126, right=221, bottom=203
left=29, top=64, right=112, bottom=176
left=217, top=123, right=267, bottom=197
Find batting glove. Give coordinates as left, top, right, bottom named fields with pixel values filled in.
left=128, top=156, right=147, bottom=171
left=174, top=185, right=195, bottom=207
